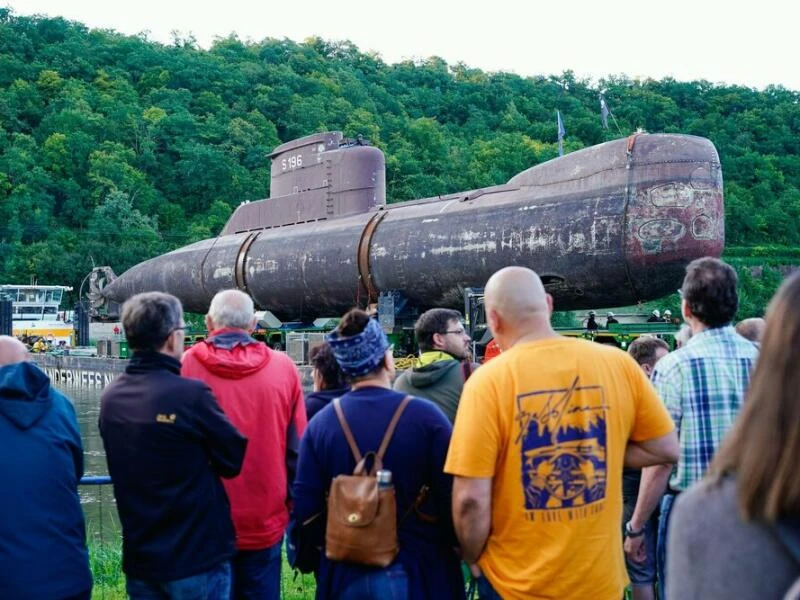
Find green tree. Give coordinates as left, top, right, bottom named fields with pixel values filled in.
left=82, top=190, right=165, bottom=273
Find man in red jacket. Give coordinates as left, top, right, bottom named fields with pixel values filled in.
left=182, top=289, right=307, bottom=600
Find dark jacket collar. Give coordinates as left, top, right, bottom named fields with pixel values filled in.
left=126, top=350, right=182, bottom=375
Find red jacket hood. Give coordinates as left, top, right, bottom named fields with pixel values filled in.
left=189, top=328, right=271, bottom=379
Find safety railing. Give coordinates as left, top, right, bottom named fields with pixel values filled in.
left=80, top=475, right=112, bottom=485
left=77, top=476, right=316, bottom=599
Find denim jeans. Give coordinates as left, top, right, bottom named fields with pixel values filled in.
left=656, top=493, right=678, bottom=600
left=126, top=561, right=231, bottom=600
left=231, top=541, right=282, bottom=600
left=622, top=496, right=658, bottom=586
left=476, top=575, right=503, bottom=600
left=336, top=562, right=409, bottom=600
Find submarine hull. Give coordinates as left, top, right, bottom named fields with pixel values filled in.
left=103, top=133, right=723, bottom=319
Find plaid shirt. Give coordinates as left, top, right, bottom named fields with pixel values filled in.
left=652, top=325, right=758, bottom=491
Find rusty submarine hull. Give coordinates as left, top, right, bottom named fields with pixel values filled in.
left=101, top=131, right=724, bottom=320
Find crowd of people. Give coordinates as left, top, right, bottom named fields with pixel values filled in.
left=1, top=256, right=798, bottom=600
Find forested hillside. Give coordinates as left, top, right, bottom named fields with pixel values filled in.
left=1, top=10, right=797, bottom=314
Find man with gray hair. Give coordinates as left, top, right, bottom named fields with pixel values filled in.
left=674, top=324, right=693, bottom=349
left=182, top=289, right=307, bottom=600
left=0, top=336, right=92, bottom=600
left=100, top=292, right=247, bottom=599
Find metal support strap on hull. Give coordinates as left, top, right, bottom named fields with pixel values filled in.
left=235, top=232, right=259, bottom=295
left=357, top=210, right=388, bottom=304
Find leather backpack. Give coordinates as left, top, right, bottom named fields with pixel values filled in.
left=325, top=396, right=411, bottom=567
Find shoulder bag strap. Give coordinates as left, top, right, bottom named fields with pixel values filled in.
left=333, top=397, right=362, bottom=464
left=376, top=395, right=412, bottom=462
left=461, top=359, right=473, bottom=381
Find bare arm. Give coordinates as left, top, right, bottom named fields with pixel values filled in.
left=624, top=430, right=679, bottom=468
left=452, top=476, right=492, bottom=564
left=630, top=464, right=671, bottom=531
left=623, top=464, right=672, bottom=562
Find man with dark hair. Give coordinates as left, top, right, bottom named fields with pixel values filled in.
left=305, top=342, right=349, bottom=421
left=624, top=257, right=758, bottom=599
left=182, top=289, right=307, bottom=600
left=100, top=292, right=248, bottom=600
left=394, top=307, right=475, bottom=422
left=627, top=337, right=669, bottom=375
left=0, top=336, right=92, bottom=600
left=622, top=336, right=670, bottom=600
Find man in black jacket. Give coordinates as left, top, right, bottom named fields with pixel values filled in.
left=100, top=292, right=248, bottom=599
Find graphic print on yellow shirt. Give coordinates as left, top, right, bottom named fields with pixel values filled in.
left=519, top=376, right=607, bottom=515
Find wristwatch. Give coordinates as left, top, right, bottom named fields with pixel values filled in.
left=625, top=520, right=645, bottom=538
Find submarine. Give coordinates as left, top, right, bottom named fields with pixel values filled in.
left=100, top=130, right=724, bottom=320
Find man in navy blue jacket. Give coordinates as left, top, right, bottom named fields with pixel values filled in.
left=100, top=292, right=248, bottom=599
left=0, top=335, right=92, bottom=600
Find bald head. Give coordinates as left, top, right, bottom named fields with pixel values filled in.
left=735, top=317, right=765, bottom=343
left=484, top=267, right=554, bottom=349
left=207, top=289, right=256, bottom=331
left=0, top=336, right=29, bottom=367
left=485, top=267, right=549, bottom=321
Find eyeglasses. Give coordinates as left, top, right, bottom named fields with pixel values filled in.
left=442, top=329, right=467, bottom=336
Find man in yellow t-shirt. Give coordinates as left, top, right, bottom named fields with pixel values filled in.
left=445, top=267, right=678, bottom=600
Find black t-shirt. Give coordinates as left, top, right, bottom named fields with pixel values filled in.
left=622, top=467, right=642, bottom=501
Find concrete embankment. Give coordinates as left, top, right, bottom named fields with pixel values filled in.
left=30, top=353, right=315, bottom=390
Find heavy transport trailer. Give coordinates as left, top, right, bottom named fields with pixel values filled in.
left=96, top=130, right=724, bottom=340
left=462, top=287, right=681, bottom=361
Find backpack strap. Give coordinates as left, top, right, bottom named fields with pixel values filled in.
left=376, top=395, right=412, bottom=462
left=333, top=397, right=362, bottom=464
left=399, top=484, right=438, bottom=525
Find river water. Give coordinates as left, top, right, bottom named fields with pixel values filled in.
left=58, top=382, right=120, bottom=542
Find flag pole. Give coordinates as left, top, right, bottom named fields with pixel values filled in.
left=556, top=110, right=565, bottom=157
left=599, top=93, right=623, bottom=135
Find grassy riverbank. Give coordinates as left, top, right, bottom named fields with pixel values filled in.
left=89, top=541, right=124, bottom=600
left=88, top=541, right=317, bottom=600
left=89, top=540, right=639, bottom=599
